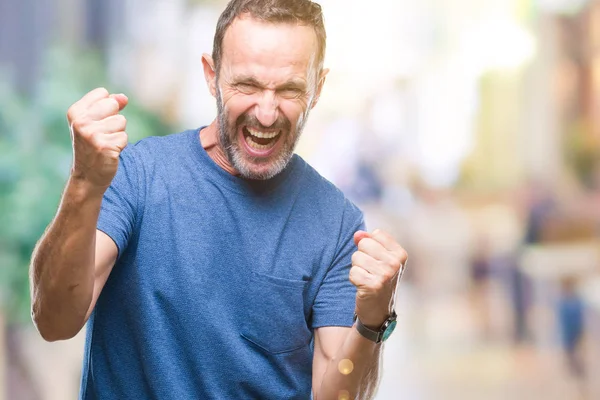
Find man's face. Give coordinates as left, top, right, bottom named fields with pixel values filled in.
left=210, top=16, right=325, bottom=180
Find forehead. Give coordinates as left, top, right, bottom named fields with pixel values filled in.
left=220, top=15, right=318, bottom=82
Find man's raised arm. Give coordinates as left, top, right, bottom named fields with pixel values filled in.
left=313, top=229, right=407, bottom=399
left=29, top=87, right=128, bottom=341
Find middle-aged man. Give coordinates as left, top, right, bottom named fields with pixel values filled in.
left=30, top=0, right=408, bottom=399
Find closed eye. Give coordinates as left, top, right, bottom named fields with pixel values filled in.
left=236, top=83, right=260, bottom=94
left=278, top=87, right=304, bottom=98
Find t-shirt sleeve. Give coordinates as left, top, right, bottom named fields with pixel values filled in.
left=97, top=144, right=141, bottom=258
left=311, top=200, right=366, bottom=329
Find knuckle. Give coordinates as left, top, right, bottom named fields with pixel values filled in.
left=349, top=265, right=362, bottom=278
left=108, top=150, right=120, bottom=160
left=108, top=97, right=119, bottom=109
left=372, top=281, right=383, bottom=291
left=117, top=138, right=128, bottom=151
left=66, top=107, right=77, bottom=122
left=74, top=120, right=92, bottom=137
left=398, top=249, right=408, bottom=261
left=90, top=132, right=105, bottom=148
left=96, top=87, right=109, bottom=97
left=373, top=229, right=385, bottom=238
left=357, top=238, right=370, bottom=250
left=382, top=271, right=394, bottom=282
left=382, top=231, right=394, bottom=241
left=349, top=269, right=358, bottom=284
left=115, top=114, right=127, bottom=125
left=71, top=118, right=83, bottom=129
left=70, top=118, right=82, bottom=132
left=99, top=144, right=118, bottom=159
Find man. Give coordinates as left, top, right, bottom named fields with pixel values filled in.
left=29, top=0, right=408, bottom=399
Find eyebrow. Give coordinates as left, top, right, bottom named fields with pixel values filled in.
left=233, top=76, right=307, bottom=91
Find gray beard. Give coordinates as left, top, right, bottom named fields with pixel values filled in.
left=215, top=88, right=309, bottom=180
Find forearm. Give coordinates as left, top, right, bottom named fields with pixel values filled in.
left=30, top=177, right=104, bottom=341
left=316, top=325, right=383, bottom=400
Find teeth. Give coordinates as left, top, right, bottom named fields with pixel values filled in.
left=246, top=135, right=276, bottom=150
left=247, top=127, right=279, bottom=139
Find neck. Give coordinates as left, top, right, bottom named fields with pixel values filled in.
left=199, top=121, right=239, bottom=176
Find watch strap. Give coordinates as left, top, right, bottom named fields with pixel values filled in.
left=353, top=314, right=383, bottom=343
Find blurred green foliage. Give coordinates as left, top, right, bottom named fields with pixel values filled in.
left=0, top=47, right=172, bottom=325
left=566, top=119, right=600, bottom=189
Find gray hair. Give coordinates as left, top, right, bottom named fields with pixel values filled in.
left=212, top=0, right=326, bottom=74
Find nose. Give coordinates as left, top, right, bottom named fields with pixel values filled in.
left=254, top=89, right=279, bottom=128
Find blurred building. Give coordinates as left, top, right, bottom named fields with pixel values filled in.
left=0, top=0, right=126, bottom=94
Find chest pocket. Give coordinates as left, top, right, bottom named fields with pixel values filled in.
left=241, top=271, right=312, bottom=354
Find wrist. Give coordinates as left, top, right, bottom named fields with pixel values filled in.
left=351, top=322, right=381, bottom=348
left=356, top=312, right=390, bottom=330
left=67, top=175, right=107, bottom=202
left=353, top=312, right=397, bottom=343
left=361, top=319, right=386, bottom=331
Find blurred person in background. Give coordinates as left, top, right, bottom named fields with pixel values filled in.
left=556, top=277, right=585, bottom=378
left=469, top=235, right=493, bottom=340
left=27, top=0, right=408, bottom=399
left=510, top=181, right=556, bottom=344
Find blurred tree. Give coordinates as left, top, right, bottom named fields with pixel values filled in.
left=0, top=45, right=172, bottom=399
left=0, top=46, right=172, bottom=326
left=565, top=119, right=600, bottom=189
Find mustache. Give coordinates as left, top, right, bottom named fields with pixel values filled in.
left=235, top=113, right=291, bottom=132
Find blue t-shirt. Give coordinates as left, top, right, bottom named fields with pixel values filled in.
left=79, top=129, right=365, bottom=399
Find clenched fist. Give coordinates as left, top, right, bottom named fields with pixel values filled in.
left=350, top=229, right=408, bottom=329
left=67, top=87, right=129, bottom=190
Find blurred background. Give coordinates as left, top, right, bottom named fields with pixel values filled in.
left=1, top=0, right=600, bottom=399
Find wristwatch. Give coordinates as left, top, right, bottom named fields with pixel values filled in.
left=354, top=261, right=406, bottom=343
left=353, top=311, right=397, bottom=343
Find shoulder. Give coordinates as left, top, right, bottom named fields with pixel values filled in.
left=128, top=129, right=195, bottom=158
left=119, top=129, right=198, bottom=172
left=294, top=155, right=364, bottom=223
left=113, top=130, right=198, bottom=187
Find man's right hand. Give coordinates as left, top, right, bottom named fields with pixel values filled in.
left=67, top=87, right=129, bottom=191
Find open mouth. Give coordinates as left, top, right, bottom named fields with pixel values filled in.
left=242, top=126, right=282, bottom=151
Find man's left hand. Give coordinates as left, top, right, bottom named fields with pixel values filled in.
left=349, top=229, right=408, bottom=329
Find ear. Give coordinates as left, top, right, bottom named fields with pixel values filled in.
left=311, top=68, right=329, bottom=109
left=202, top=53, right=218, bottom=98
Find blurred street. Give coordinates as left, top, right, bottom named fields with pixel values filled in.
left=378, top=287, right=587, bottom=400
left=3, top=0, right=600, bottom=399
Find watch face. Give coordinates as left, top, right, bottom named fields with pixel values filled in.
left=382, top=320, right=397, bottom=342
